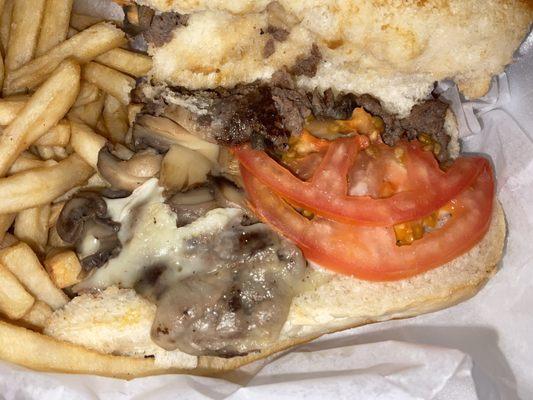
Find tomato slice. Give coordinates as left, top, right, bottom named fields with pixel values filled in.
left=241, top=165, right=494, bottom=281
left=235, top=137, right=487, bottom=225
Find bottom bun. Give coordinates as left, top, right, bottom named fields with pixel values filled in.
left=0, top=203, right=505, bottom=378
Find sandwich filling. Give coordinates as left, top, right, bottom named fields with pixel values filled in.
left=47, top=1, right=498, bottom=361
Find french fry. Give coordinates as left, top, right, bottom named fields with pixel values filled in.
left=20, top=300, right=53, bottom=330
left=0, top=321, right=165, bottom=378
left=47, top=225, right=70, bottom=249
left=35, top=0, right=74, bottom=56
left=44, top=251, right=82, bottom=289
left=34, top=145, right=56, bottom=161
left=52, top=172, right=109, bottom=204
left=68, top=90, right=105, bottom=129
left=70, top=13, right=104, bottom=31
left=4, top=22, right=125, bottom=95
left=69, top=120, right=107, bottom=169
left=82, top=62, right=135, bottom=106
left=4, top=0, right=47, bottom=71
left=34, top=120, right=71, bottom=147
left=73, top=81, right=100, bottom=108
left=95, top=48, right=152, bottom=78
left=67, top=27, right=78, bottom=39
left=0, top=60, right=80, bottom=176
left=52, top=146, right=69, bottom=160
left=48, top=202, right=64, bottom=228
left=34, top=145, right=68, bottom=161
left=0, top=263, right=34, bottom=319
left=127, top=104, right=143, bottom=127
left=0, top=154, right=93, bottom=214
left=103, top=94, right=129, bottom=143
left=14, top=204, right=51, bottom=254
left=0, top=1, right=6, bottom=42
left=0, top=242, right=68, bottom=309
left=0, top=213, right=15, bottom=243
left=0, top=233, right=17, bottom=250
left=96, top=115, right=108, bottom=136
left=7, top=153, right=55, bottom=176
left=0, top=97, right=27, bottom=125
left=0, top=52, right=4, bottom=91
left=0, top=0, right=13, bottom=56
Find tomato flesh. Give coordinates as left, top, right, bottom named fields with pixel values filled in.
left=235, top=137, right=487, bottom=225
left=241, top=165, right=494, bottom=281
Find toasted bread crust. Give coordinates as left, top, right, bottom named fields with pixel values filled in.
left=0, top=203, right=505, bottom=378
left=142, top=0, right=532, bottom=115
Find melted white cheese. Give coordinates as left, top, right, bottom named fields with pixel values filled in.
left=76, top=179, right=241, bottom=291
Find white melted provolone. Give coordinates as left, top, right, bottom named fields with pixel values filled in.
left=76, top=179, right=241, bottom=291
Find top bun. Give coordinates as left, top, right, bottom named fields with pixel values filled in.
left=135, top=0, right=532, bottom=116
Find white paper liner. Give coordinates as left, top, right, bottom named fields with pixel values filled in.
left=0, top=2, right=532, bottom=398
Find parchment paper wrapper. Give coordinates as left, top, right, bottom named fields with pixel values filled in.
left=0, top=2, right=531, bottom=399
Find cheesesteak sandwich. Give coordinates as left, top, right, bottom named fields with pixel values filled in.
left=0, top=0, right=530, bottom=378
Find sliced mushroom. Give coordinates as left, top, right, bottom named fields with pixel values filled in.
left=214, top=179, right=247, bottom=210
left=101, top=188, right=132, bottom=199
left=162, top=105, right=213, bottom=143
left=214, top=178, right=258, bottom=225
left=97, top=145, right=162, bottom=191
left=56, top=192, right=108, bottom=244
left=159, top=145, right=211, bottom=192
left=133, top=115, right=219, bottom=163
left=57, top=191, right=122, bottom=270
left=167, top=187, right=218, bottom=227
left=215, top=147, right=243, bottom=187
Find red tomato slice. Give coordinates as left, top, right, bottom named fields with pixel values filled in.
left=235, top=137, right=487, bottom=225
left=241, top=165, right=494, bottom=281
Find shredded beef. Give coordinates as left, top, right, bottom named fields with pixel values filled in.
left=123, top=5, right=187, bottom=48
left=401, top=100, right=450, bottom=162
left=136, top=72, right=451, bottom=159
left=354, top=94, right=450, bottom=161
left=143, top=12, right=188, bottom=47
left=263, top=38, right=276, bottom=58
left=289, top=44, right=322, bottom=77
left=266, top=25, right=289, bottom=42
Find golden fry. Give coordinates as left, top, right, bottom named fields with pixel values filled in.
left=82, top=62, right=135, bottom=106
left=35, top=120, right=71, bottom=147
left=0, top=0, right=13, bottom=56
left=0, top=243, right=68, bottom=309
left=68, top=90, right=105, bottom=129
left=0, top=263, right=34, bottom=319
left=44, top=251, right=82, bottom=289
left=20, top=300, right=53, bottom=331
left=14, top=205, right=51, bottom=254
left=36, top=0, right=74, bottom=56
left=0, top=233, right=17, bottom=250
left=0, top=321, right=164, bottom=378
left=47, top=226, right=70, bottom=249
left=48, top=202, right=65, bottom=228
left=0, top=60, right=80, bottom=176
left=103, top=94, right=129, bottom=143
left=69, top=120, right=107, bottom=169
left=0, top=213, right=15, bottom=243
left=0, top=97, right=27, bottom=125
left=4, top=0, right=47, bottom=71
left=7, top=153, right=55, bottom=175
left=73, top=81, right=100, bottom=108
left=95, top=48, right=152, bottom=78
left=0, top=52, right=4, bottom=91
left=0, top=154, right=93, bottom=214
left=4, top=22, right=125, bottom=94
